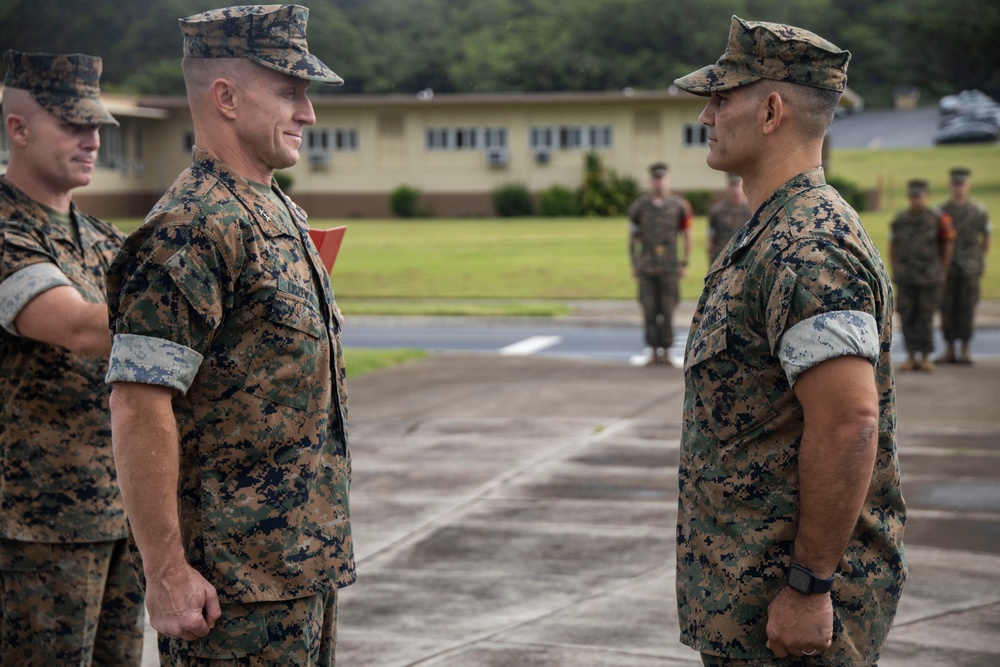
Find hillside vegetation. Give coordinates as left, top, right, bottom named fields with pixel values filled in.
left=1, top=0, right=997, bottom=108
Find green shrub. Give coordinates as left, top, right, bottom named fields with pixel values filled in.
left=492, top=183, right=534, bottom=217
left=390, top=185, right=422, bottom=218
left=273, top=170, right=294, bottom=193
left=538, top=185, right=580, bottom=216
left=578, top=152, right=640, bottom=216
left=826, top=175, right=869, bottom=212
left=684, top=189, right=714, bottom=216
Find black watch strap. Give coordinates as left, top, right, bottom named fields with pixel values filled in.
left=787, top=563, right=835, bottom=595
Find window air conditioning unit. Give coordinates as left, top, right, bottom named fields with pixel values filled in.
left=485, top=147, right=508, bottom=167
left=534, top=150, right=551, bottom=165
left=308, top=151, right=330, bottom=169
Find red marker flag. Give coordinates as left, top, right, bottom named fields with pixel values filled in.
left=308, top=225, right=346, bottom=273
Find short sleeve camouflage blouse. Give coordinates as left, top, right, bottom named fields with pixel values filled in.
left=678, top=169, right=906, bottom=664
left=105, top=150, right=355, bottom=602
left=0, top=177, right=127, bottom=542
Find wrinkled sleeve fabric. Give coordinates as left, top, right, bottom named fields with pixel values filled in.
left=0, top=228, right=75, bottom=335
left=0, top=263, right=73, bottom=335
left=106, top=223, right=227, bottom=394
left=765, top=237, right=882, bottom=387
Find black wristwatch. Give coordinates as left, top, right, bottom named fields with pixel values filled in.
left=787, top=563, right=835, bottom=595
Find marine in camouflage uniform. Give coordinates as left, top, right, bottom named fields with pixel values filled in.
left=628, top=162, right=693, bottom=366
left=0, top=51, right=144, bottom=665
left=104, top=6, right=353, bottom=666
left=889, top=179, right=955, bottom=371
left=707, top=173, right=752, bottom=264
left=937, top=167, right=991, bottom=364
left=674, top=17, right=906, bottom=665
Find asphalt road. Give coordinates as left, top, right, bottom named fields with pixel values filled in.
left=342, top=320, right=1000, bottom=367
left=827, top=107, right=941, bottom=149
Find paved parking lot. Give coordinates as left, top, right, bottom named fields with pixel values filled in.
left=140, top=302, right=1000, bottom=666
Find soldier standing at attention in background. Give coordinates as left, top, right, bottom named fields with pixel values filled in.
left=889, top=178, right=955, bottom=371
left=707, top=172, right=752, bottom=264
left=0, top=50, right=144, bottom=665
left=937, top=167, right=990, bottom=364
left=105, top=5, right=354, bottom=665
left=628, top=162, right=693, bottom=366
left=674, top=16, right=906, bottom=665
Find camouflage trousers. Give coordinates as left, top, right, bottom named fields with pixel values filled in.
left=701, top=654, right=878, bottom=666
left=939, top=270, right=980, bottom=343
left=0, top=537, right=144, bottom=667
left=637, top=272, right=679, bottom=349
left=895, top=282, right=938, bottom=353
left=159, top=588, right=338, bottom=666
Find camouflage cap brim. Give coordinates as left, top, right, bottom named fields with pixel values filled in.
left=674, top=63, right=762, bottom=96
left=32, top=91, right=119, bottom=126
left=248, top=53, right=343, bottom=85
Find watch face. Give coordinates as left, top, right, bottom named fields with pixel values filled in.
left=788, top=566, right=812, bottom=593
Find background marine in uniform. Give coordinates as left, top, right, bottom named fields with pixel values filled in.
left=706, top=172, right=751, bottom=265
left=937, top=167, right=991, bottom=364
left=889, top=178, right=955, bottom=371
left=0, top=50, right=144, bottom=666
left=628, top=161, right=693, bottom=366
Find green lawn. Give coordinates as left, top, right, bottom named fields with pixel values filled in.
left=828, top=144, right=1000, bottom=300
left=111, top=143, right=1000, bottom=310
left=344, top=348, right=428, bottom=378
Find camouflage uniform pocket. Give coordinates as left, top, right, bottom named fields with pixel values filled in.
left=241, top=289, right=323, bottom=410
left=185, top=609, right=268, bottom=659
left=686, top=313, right=778, bottom=444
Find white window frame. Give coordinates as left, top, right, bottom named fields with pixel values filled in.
left=560, top=125, right=583, bottom=149
left=482, top=126, right=507, bottom=149
left=426, top=126, right=509, bottom=151
left=530, top=124, right=613, bottom=151
left=529, top=126, right=555, bottom=150
left=307, top=128, right=331, bottom=152
left=97, top=123, right=128, bottom=171
left=589, top=125, right=613, bottom=149
left=334, top=128, right=358, bottom=151
left=425, top=127, right=450, bottom=150
left=683, top=122, right=709, bottom=147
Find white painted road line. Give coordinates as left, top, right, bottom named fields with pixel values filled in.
left=500, top=335, right=563, bottom=356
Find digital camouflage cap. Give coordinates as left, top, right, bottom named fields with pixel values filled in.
left=2, top=50, right=118, bottom=126
left=649, top=162, right=669, bottom=177
left=180, top=4, right=343, bottom=85
left=949, top=167, right=970, bottom=184
left=674, top=15, right=850, bottom=95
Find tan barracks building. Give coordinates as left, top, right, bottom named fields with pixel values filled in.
left=0, top=87, right=860, bottom=218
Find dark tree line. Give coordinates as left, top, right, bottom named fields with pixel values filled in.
left=1, top=0, right=997, bottom=107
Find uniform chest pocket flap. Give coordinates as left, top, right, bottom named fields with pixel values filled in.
left=242, top=290, right=324, bottom=410
left=685, top=311, right=778, bottom=444
left=685, top=311, right=727, bottom=371
left=269, top=290, right=323, bottom=338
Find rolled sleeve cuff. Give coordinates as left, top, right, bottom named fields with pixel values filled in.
left=0, top=264, right=73, bottom=335
left=105, top=333, right=203, bottom=395
left=778, top=310, right=880, bottom=387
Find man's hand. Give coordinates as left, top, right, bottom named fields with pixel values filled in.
left=145, top=562, right=222, bottom=640
left=765, top=586, right=833, bottom=658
